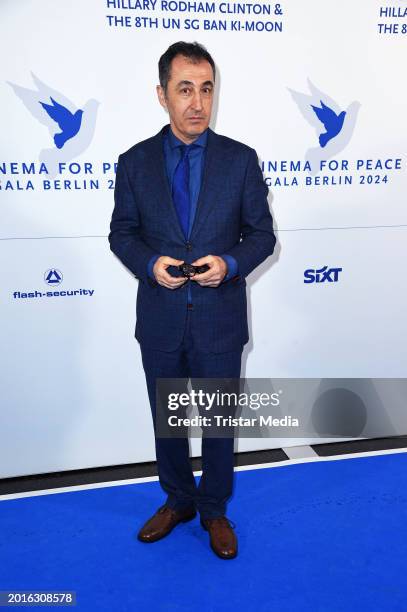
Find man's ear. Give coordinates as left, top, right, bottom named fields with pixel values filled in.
left=156, top=85, right=168, bottom=111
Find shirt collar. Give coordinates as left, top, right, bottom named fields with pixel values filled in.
left=166, top=123, right=208, bottom=150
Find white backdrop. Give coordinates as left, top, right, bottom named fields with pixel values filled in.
left=1, top=0, right=406, bottom=478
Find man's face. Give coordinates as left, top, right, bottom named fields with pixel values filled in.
left=157, top=54, right=214, bottom=144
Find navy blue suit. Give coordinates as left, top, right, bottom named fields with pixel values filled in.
left=109, top=123, right=276, bottom=518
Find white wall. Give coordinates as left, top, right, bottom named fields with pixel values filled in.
left=1, top=0, right=406, bottom=477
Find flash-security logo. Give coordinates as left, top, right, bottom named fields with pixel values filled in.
left=288, top=79, right=360, bottom=174
left=7, top=72, right=99, bottom=177
left=44, top=269, right=63, bottom=286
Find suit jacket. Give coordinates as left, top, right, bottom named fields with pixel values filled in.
left=109, top=124, right=276, bottom=353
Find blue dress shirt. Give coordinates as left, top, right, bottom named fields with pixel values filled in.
left=147, top=125, right=238, bottom=297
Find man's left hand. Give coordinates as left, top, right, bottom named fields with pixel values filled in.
left=190, top=255, right=227, bottom=287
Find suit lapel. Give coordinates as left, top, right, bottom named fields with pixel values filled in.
left=189, top=126, right=222, bottom=242
left=146, top=124, right=223, bottom=244
left=147, top=125, right=186, bottom=242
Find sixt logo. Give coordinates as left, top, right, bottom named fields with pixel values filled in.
left=304, top=266, right=343, bottom=284
left=6, top=72, right=99, bottom=177
left=288, top=79, right=361, bottom=173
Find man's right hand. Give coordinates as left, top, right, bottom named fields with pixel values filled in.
left=153, top=256, right=188, bottom=290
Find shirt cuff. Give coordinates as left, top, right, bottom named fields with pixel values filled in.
left=147, top=254, right=161, bottom=279
left=220, top=254, right=238, bottom=282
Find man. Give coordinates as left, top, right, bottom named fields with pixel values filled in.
left=109, top=41, right=276, bottom=559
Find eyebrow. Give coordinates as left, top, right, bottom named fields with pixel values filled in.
left=176, top=80, right=214, bottom=89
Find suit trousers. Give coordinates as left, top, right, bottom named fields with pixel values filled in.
left=140, top=305, right=243, bottom=520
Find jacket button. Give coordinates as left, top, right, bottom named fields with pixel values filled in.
left=185, top=241, right=192, bottom=251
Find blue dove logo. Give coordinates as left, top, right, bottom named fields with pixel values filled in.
left=39, top=96, right=83, bottom=149
left=7, top=72, right=99, bottom=177
left=310, top=100, right=346, bottom=148
left=288, top=79, right=361, bottom=174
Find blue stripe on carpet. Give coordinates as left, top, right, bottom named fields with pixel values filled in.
left=1, top=452, right=406, bottom=612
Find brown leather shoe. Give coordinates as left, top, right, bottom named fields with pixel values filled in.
left=137, top=505, right=196, bottom=543
left=201, top=516, right=238, bottom=559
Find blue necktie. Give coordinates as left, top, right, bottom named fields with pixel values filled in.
left=172, top=144, right=192, bottom=239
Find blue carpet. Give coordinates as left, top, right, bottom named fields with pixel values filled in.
left=1, top=452, right=407, bottom=612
